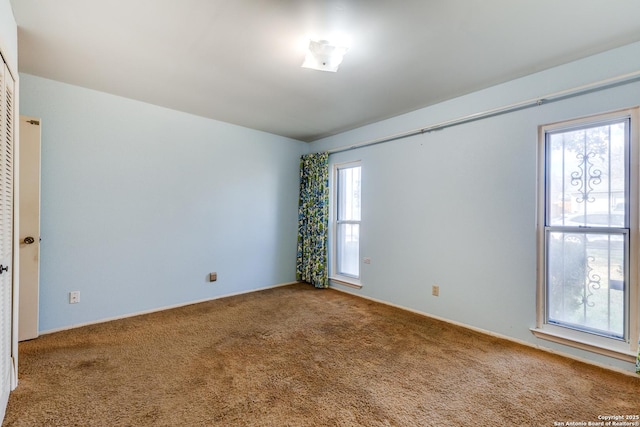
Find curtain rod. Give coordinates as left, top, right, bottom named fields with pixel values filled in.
left=327, top=70, right=640, bottom=155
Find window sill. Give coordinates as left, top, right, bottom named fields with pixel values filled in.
left=530, top=326, right=636, bottom=363
left=329, top=277, right=362, bottom=289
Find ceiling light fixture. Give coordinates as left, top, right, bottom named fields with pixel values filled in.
left=301, top=39, right=349, bottom=72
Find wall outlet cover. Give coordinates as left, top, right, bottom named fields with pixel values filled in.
left=69, top=291, right=80, bottom=304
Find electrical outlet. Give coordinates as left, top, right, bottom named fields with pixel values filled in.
left=69, top=291, right=80, bottom=304
left=209, top=272, right=217, bottom=282
left=432, top=285, right=439, bottom=297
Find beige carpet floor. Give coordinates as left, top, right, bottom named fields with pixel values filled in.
left=3, top=283, right=639, bottom=426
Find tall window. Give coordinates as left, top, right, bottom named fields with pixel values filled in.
left=333, top=162, right=361, bottom=284
left=536, top=109, right=639, bottom=359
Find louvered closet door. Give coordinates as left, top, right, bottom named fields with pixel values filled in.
left=0, top=61, right=15, bottom=412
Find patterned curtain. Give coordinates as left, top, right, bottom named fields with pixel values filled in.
left=296, top=152, right=329, bottom=288
left=637, top=337, right=640, bottom=374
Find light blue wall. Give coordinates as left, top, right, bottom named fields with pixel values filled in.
left=19, top=74, right=306, bottom=332
left=310, top=41, right=640, bottom=372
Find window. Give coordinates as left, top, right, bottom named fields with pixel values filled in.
left=535, top=109, right=639, bottom=361
left=332, top=162, right=361, bottom=286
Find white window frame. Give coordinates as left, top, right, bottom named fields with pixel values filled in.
left=533, top=108, right=640, bottom=362
left=330, top=161, right=362, bottom=288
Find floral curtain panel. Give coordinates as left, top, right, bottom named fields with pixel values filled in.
left=637, top=338, right=640, bottom=374
left=296, top=152, right=329, bottom=288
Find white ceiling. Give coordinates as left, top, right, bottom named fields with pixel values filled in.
left=10, top=0, right=640, bottom=142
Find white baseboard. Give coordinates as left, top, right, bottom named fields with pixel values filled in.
left=39, top=281, right=298, bottom=336
left=329, top=286, right=638, bottom=378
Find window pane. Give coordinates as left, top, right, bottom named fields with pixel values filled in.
left=547, top=121, right=627, bottom=227
left=337, top=223, right=359, bottom=277
left=547, top=231, right=625, bottom=338
left=337, top=167, right=361, bottom=221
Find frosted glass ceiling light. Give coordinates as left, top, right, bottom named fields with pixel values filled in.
left=301, top=39, right=349, bottom=72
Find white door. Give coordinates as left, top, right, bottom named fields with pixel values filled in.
left=18, top=116, right=40, bottom=341
left=0, top=61, right=16, bottom=419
